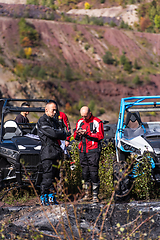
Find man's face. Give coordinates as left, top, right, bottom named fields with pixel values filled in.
left=21, top=106, right=29, bottom=117
left=46, top=103, right=57, bottom=118
left=81, top=110, right=91, bottom=121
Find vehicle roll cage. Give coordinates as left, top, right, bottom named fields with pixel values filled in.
left=116, top=96, right=160, bottom=140
left=0, top=98, right=51, bottom=142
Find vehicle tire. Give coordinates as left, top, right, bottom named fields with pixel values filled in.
left=0, top=169, right=3, bottom=190
left=113, top=161, right=132, bottom=203
left=0, top=158, right=16, bottom=189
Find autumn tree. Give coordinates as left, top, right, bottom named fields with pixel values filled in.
left=140, top=17, right=151, bottom=31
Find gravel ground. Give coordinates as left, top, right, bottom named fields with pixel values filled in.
left=0, top=199, right=160, bottom=239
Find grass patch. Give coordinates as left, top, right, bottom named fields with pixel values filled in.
left=135, top=36, right=152, bottom=50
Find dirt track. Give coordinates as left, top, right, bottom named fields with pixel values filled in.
left=67, top=4, right=139, bottom=26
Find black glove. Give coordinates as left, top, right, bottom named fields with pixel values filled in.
left=66, top=131, right=71, bottom=137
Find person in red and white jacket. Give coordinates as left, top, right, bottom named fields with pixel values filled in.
left=58, top=111, right=71, bottom=149
left=74, top=106, right=104, bottom=203
left=53, top=107, right=71, bottom=190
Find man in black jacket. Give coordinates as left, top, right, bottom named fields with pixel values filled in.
left=15, top=102, right=30, bottom=123
left=37, top=101, right=67, bottom=205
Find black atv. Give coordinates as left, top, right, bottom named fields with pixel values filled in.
left=0, top=98, right=51, bottom=190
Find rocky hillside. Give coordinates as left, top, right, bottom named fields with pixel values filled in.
left=0, top=4, right=159, bottom=123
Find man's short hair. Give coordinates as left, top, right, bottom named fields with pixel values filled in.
left=46, top=100, right=58, bottom=110
left=21, top=102, right=30, bottom=107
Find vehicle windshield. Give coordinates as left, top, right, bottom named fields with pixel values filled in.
left=123, top=111, right=160, bottom=139
left=123, top=126, right=145, bottom=139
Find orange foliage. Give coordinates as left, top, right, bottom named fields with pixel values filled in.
left=140, top=17, right=151, bottom=31
left=65, top=102, right=72, bottom=113
left=21, top=36, right=32, bottom=47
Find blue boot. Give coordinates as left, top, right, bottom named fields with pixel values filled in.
left=40, top=194, right=49, bottom=206
left=48, top=193, right=59, bottom=205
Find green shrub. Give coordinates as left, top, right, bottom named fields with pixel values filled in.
left=79, top=16, right=104, bottom=26
left=38, top=68, right=46, bottom=79
left=27, top=0, right=39, bottom=5
left=78, top=100, right=84, bottom=110
left=2, top=187, right=36, bottom=205
left=119, top=20, right=130, bottom=29
left=32, top=65, right=41, bottom=77
left=18, top=48, right=26, bottom=58
left=154, top=15, right=160, bottom=29
left=84, top=43, right=90, bottom=50
left=0, top=46, right=3, bottom=54
left=45, top=11, right=55, bottom=20
left=88, top=99, right=95, bottom=113
left=133, top=75, right=142, bottom=85
left=124, top=60, right=132, bottom=73
left=99, top=142, right=115, bottom=198
left=90, top=47, right=95, bottom=54
left=129, top=0, right=135, bottom=3
left=63, top=141, right=82, bottom=194
left=132, top=154, right=155, bottom=200
left=103, top=51, right=114, bottom=64
left=90, top=16, right=103, bottom=26
left=18, top=18, right=39, bottom=47
left=109, top=20, right=117, bottom=27
left=23, top=64, right=32, bottom=78
left=144, top=75, right=151, bottom=84
left=0, top=57, right=5, bottom=66
left=120, top=54, right=127, bottom=65
left=61, top=12, right=74, bottom=22
left=134, top=59, right=141, bottom=70
left=14, top=63, right=32, bottom=82
left=79, top=15, right=90, bottom=25
left=14, top=63, right=25, bottom=77
left=65, top=65, right=72, bottom=81
left=99, top=108, right=105, bottom=115
left=40, top=0, right=55, bottom=8
left=66, top=141, right=115, bottom=198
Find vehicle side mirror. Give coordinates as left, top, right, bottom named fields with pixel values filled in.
left=102, top=120, right=109, bottom=124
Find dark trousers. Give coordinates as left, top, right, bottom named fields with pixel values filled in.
left=41, top=159, right=59, bottom=195
left=79, top=152, right=100, bottom=184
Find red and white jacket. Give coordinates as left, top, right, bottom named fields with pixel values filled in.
left=58, top=111, right=71, bottom=142
left=74, top=114, right=104, bottom=153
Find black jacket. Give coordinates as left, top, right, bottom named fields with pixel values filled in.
left=37, top=113, right=66, bottom=161
left=15, top=114, right=29, bottom=123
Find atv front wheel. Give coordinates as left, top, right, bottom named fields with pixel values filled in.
left=113, top=161, right=133, bottom=203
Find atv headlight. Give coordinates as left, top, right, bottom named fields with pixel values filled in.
left=18, top=145, right=26, bottom=150
left=121, top=141, right=141, bottom=154
left=0, top=147, right=18, bottom=159
left=34, top=145, right=41, bottom=150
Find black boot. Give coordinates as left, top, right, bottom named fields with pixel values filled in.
left=80, top=182, right=92, bottom=202
left=92, top=183, right=99, bottom=203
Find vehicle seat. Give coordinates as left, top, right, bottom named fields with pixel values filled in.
left=125, top=112, right=142, bottom=128
left=3, top=120, right=22, bottom=140
left=123, top=111, right=146, bottom=138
